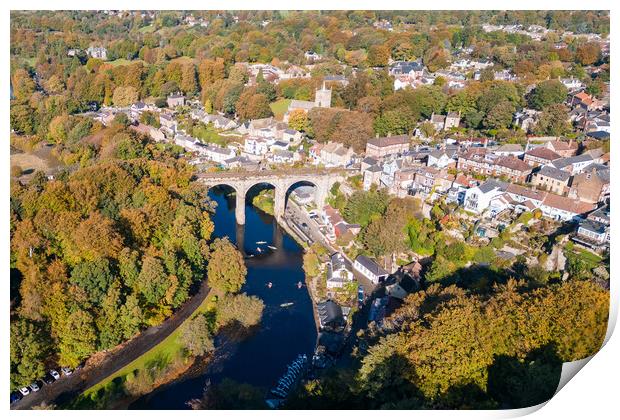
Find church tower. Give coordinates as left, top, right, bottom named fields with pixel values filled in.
left=314, top=82, right=332, bottom=108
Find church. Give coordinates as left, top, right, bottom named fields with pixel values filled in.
left=283, top=82, right=332, bottom=122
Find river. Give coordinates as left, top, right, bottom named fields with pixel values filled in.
left=132, top=187, right=317, bottom=409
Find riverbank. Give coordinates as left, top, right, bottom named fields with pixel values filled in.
left=69, top=288, right=218, bottom=409
left=122, top=188, right=317, bottom=409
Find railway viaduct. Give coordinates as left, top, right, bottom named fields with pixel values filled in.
left=197, top=168, right=353, bottom=224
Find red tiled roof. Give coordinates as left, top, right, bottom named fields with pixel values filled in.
left=506, top=184, right=547, bottom=202
left=525, top=147, right=561, bottom=161
left=542, top=194, right=595, bottom=214
left=496, top=156, right=531, bottom=172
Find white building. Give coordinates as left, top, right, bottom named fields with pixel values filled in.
left=354, top=255, right=389, bottom=285
left=462, top=180, right=507, bottom=214
left=326, top=253, right=354, bottom=289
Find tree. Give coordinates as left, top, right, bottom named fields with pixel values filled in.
left=10, top=319, right=50, bottom=388
left=288, top=109, right=309, bottom=132
left=362, top=198, right=420, bottom=257
left=575, top=42, right=601, bottom=66
left=236, top=90, right=273, bottom=120
left=534, top=104, right=571, bottom=136
left=418, top=121, right=436, bottom=138
left=180, top=314, right=215, bottom=356
left=181, top=64, right=198, bottom=96
left=70, top=258, right=115, bottom=305
left=136, top=255, right=171, bottom=305
left=343, top=189, right=390, bottom=228
left=527, top=80, right=568, bottom=111
left=112, top=86, right=139, bottom=107
left=357, top=280, right=608, bottom=406
left=483, top=101, right=515, bottom=129
left=58, top=309, right=97, bottom=368
left=215, top=293, right=265, bottom=329
left=368, top=45, right=390, bottom=67
left=207, top=238, right=247, bottom=294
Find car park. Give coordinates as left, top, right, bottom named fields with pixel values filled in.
left=18, top=387, right=30, bottom=396
left=49, top=369, right=60, bottom=380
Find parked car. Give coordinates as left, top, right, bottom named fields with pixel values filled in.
left=10, top=391, right=22, bottom=404
left=61, top=367, right=73, bottom=376
left=49, top=369, right=60, bottom=380
left=29, top=381, right=41, bottom=392
left=42, top=374, right=55, bottom=385
left=18, top=387, right=30, bottom=396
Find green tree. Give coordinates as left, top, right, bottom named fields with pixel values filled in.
left=70, top=258, right=115, bottom=305
left=527, top=80, right=568, bottom=111
left=136, top=256, right=170, bottom=305
left=58, top=309, right=97, bottom=368
left=10, top=319, right=50, bottom=388
left=534, top=104, right=571, bottom=136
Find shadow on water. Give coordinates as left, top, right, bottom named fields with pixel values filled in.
left=131, top=187, right=317, bottom=409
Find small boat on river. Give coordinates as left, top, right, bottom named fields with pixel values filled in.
left=256, top=241, right=267, bottom=245
left=280, top=302, right=294, bottom=308
left=297, top=281, right=303, bottom=289
left=257, top=247, right=263, bottom=253
left=268, top=245, right=277, bottom=250
left=267, top=282, right=273, bottom=288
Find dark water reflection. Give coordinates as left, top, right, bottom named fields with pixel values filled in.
left=132, top=188, right=317, bottom=409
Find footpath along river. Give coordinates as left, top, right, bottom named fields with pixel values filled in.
left=132, top=187, right=317, bottom=409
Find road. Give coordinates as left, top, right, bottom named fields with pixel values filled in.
left=285, top=200, right=377, bottom=293
left=12, top=280, right=211, bottom=410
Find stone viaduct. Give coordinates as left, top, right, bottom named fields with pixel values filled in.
left=196, top=168, right=353, bottom=224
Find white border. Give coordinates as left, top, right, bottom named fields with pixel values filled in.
left=3, top=1, right=617, bottom=418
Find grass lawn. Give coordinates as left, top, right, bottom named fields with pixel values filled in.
left=81, top=290, right=217, bottom=399
left=106, top=58, right=145, bottom=67
left=138, top=25, right=156, bottom=33
left=270, top=99, right=291, bottom=120
left=192, top=124, right=229, bottom=147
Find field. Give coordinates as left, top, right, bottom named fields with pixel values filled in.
left=270, top=98, right=291, bottom=120
left=10, top=142, right=63, bottom=180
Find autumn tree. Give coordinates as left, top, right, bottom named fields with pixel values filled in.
left=207, top=238, right=247, bottom=294
left=215, top=293, right=265, bottom=329
left=112, top=86, right=139, bottom=107
left=288, top=109, right=309, bottom=132
left=367, top=44, right=390, bottom=67
left=180, top=314, right=215, bottom=357
left=575, top=42, right=601, bottom=66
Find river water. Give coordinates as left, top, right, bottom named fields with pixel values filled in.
left=132, top=188, right=317, bottom=409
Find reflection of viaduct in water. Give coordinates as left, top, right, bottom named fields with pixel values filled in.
left=197, top=168, right=351, bottom=225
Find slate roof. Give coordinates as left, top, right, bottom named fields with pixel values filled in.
left=536, top=165, right=571, bottom=182
left=355, top=255, right=389, bottom=277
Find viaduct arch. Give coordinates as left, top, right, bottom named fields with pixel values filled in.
left=197, top=169, right=352, bottom=225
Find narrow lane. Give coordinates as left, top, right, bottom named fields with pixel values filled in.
left=12, top=281, right=211, bottom=410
